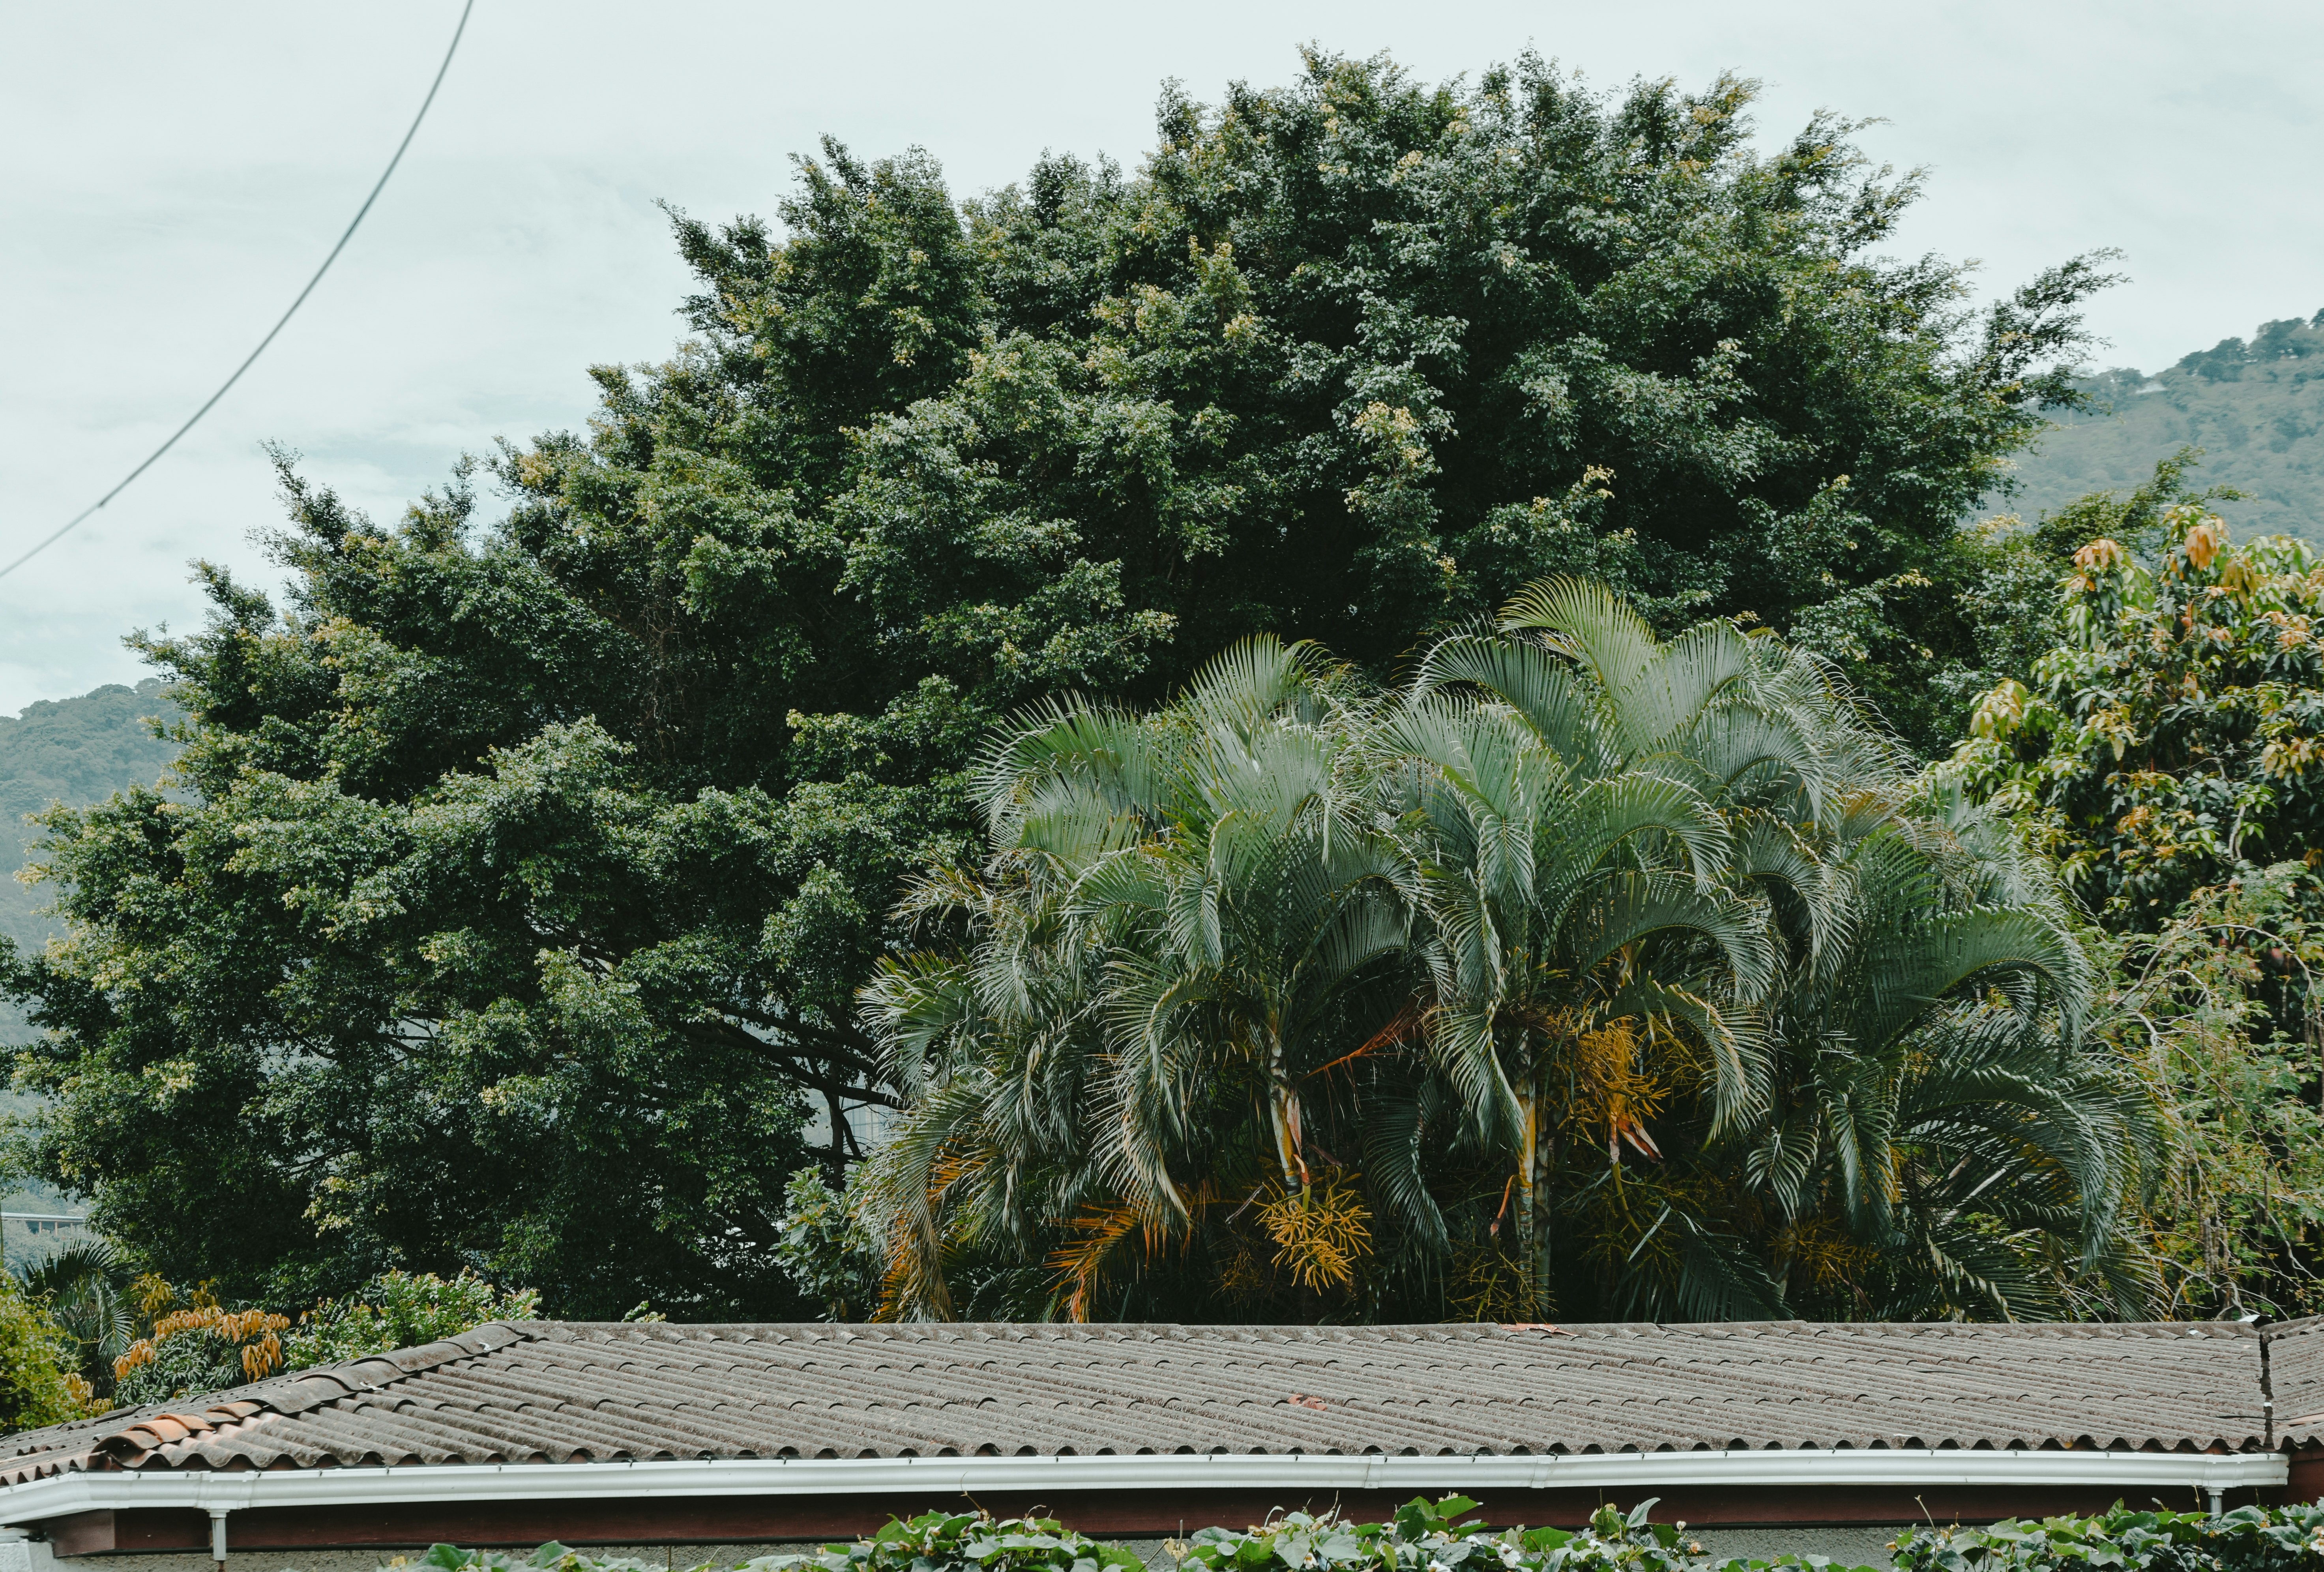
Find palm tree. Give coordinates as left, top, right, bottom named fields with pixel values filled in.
left=14, top=1238, right=136, bottom=1396
left=1743, top=781, right=2156, bottom=1318
left=1389, top=581, right=2150, bottom=1319
left=856, top=852, right=1101, bottom=1319
left=1384, top=578, right=1897, bottom=1312
left=856, top=583, right=2163, bottom=1322
left=864, top=638, right=1412, bottom=1317
left=1374, top=663, right=1776, bottom=1310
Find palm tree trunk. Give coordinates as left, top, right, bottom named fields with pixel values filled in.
left=1267, top=1032, right=1310, bottom=1194
left=1513, top=1079, right=1538, bottom=1304
left=1527, top=1063, right=1553, bottom=1313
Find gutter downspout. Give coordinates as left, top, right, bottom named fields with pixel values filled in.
left=208, top=1507, right=229, bottom=1570
left=0, top=1528, right=56, bottom=1572
left=2262, top=1322, right=2278, bottom=1449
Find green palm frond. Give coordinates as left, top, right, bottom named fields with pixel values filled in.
left=1554, top=871, right=1778, bottom=1004
left=1844, top=905, right=2090, bottom=1054
left=1500, top=575, right=1660, bottom=708
left=1612, top=619, right=1759, bottom=762
left=1560, top=771, right=1732, bottom=892
left=1409, top=633, right=1613, bottom=774
left=1361, top=1081, right=1454, bottom=1255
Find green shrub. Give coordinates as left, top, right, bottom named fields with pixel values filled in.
left=110, top=1304, right=288, bottom=1407
left=395, top=1512, right=1143, bottom=1572
left=0, top=1276, right=93, bottom=1432
left=390, top=1501, right=1866, bottom=1572
left=774, top=1166, right=883, bottom=1322
left=387, top=1503, right=2324, bottom=1572
left=109, top=1326, right=249, bottom=1407
left=1178, top=1499, right=1853, bottom=1572
left=284, top=1270, right=539, bottom=1370
left=754, top=1512, right=1144, bottom=1572
left=1892, top=1505, right=2324, bottom=1572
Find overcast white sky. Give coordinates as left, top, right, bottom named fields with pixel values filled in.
left=2, top=0, right=2318, bottom=714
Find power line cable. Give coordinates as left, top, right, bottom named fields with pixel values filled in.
left=0, top=0, right=477, bottom=582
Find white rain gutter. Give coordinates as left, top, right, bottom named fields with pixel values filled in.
left=0, top=1448, right=2288, bottom=1530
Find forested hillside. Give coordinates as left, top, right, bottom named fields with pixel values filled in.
left=2008, top=309, right=2324, bottom=534
left=0, top=680, right=180, bottom=953
left=0, top=680, right=178, bottom=1246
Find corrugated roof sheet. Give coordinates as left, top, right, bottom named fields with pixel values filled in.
left=0, top=1318, right=2301, bottom=1483
left=2266, top=1316, right=2324, bottom=1446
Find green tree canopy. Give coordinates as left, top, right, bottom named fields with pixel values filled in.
left=4, top=50, right=2104, bottom=1315
left=1946, top=494, right=2324, bottom=1319
left=1956, top=502, right=2324, bottom=923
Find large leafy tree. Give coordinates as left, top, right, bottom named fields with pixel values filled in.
left=1953, top=492, right=2324, bottom=1317
left=7, top=50, right=2103, bottom=1313
left=1958, top=500, right=2324, bottom=924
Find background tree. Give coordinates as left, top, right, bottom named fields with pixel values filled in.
left=2082, top=868, right=2324, bottom=1318
left=1957, top=497, right=2324, bottom=925
left=5, top=49, right=2107, bottom=1315
left=1954, top=495, right=2324, bottom=1318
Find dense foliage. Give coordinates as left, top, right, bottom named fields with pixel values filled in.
left=1958, top=502, right=2324, bottom=923
left=859, top=584, right=2148, bottom=1322
left=2010, top=308, right=2324, bottom=543
left=1893, top=1505, right=2324, bottom=1572
left=758, top=1511, right=1143, bottom=1572
left=0, top=51, right=2106, bottom=1317
left=2094, top=870, right=2324, bottom=1317
left=0, top=1252, right=539, bottom=1413
left=1948, top=496, right=2324, bottom=1316
left=109, top=1299, right=290, bottom=1407
left=388, top=1502, right=2324, bottom=1572
left=0, top=1272, right=93, bottom=1430
left=282, top=1268, right=540, bottom=1370
left=399, top=1500, right=1861, bottom=1572
left=775, top=1166, right=884, bottom=1321
left=101, top=1269, right=543, bottom=1407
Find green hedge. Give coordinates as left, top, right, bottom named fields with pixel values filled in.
left=389, top=1499, right=1845, bottom=1572
left=1893, top=1505, right=2324, bottom=1572
left=390, top=1499, right=2324, bottom=1572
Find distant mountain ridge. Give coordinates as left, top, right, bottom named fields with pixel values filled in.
left=0, top=678, right=178, bottom=1238
left=2006, top=309, right=2324, bottom=538
left=0, top=678, right=181, bottom=954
